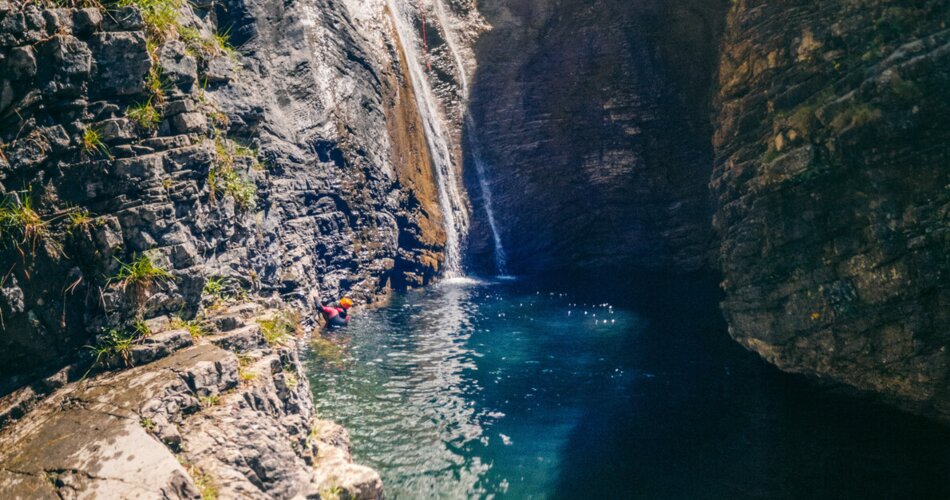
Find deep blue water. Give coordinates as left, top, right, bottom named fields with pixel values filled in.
left=305, top=277, right=950, bottom=499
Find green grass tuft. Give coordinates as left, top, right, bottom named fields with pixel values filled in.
left=0, top=193, right=48, bottom=254
left=209, top=135, right=258, bottom=211
left=257, top=310, right=300, bottom=346
left=202, top=276, right=226, bottom=299
left=199, top=394, right=221, bottom=407
left=170, top=315, right=207, bottom=338
left=67, top=207, right=94, bottom=231
left=146, top=65, right=168, bottom=104
left=88, top=327, right=139, bottom=367
left=319, top=485, right=344, bottom=500
left=128, top=100, right=161, bottom=129
left=213, top=28, right=239, bottom=59
left=201, top=275, right=248, bottom=306
left=178, top=25, right=240, bottom=60
left=82, top=127, right=110, bottom=156
left=186, top=465, right=219, bottom=500
left=284, top=370, right=298, bottom=390
left=111, top=253, right=174, bottom=291
left=118, top=0, right=182, bottom=41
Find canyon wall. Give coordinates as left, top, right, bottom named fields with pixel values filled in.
left=466, top=0, right=728, bottom=276
left=0, top=0, right=444, bottom=384
left=464, top=0, right=949, bottom=422
left=2, top=0, right=949, bottom=495
left=713, top=0, right=950, bottom=421
left=0, top=0, right=454, bottom=495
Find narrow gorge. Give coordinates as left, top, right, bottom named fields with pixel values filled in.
left=1, top=0, right=948, bottom=498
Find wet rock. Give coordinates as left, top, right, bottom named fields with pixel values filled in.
left=1, top=310, right=380, bottom=498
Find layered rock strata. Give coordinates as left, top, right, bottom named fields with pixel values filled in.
left=466, top=0, right=728, bottom=275
left=712, top=0, right=950, bottom=421
left=0, top=0, right=443, bottom=383
left=0, top=0, right=459, bottom=494
left=0, top=303, right=382, bottom=498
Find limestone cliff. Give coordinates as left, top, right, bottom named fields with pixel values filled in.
left=0, top=0, right=454, bottom=495
left=2, top=1, right=950, bottom=497
left=713, top=0, right=950, bottom=422
left=0, top=0, right=444, bottom=386
left=464, top=0, right=949, bottom=423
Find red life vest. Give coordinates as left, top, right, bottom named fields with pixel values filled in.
left=320, top=305, right=349, bottom=326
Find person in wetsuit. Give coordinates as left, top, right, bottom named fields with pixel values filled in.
left=320, top=297, right=353, bottom=327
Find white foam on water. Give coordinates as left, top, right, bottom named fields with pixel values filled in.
left=439, top=276, right=485, bottom=286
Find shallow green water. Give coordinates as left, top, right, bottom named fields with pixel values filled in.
left=305, top=278, right=950, bottom=499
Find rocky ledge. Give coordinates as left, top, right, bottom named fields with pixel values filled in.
left=0, top=302, right=382, bottom=499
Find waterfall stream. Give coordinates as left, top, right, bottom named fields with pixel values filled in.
left=386, top=0, right=469, bottom=277
left=387, top=0, right=509, bottom=277
left=431, top=0, right=509, bottom=275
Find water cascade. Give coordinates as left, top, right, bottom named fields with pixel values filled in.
left=431, top=0, right=509, bottom=275
left=386, top=0, right=469, bottom=277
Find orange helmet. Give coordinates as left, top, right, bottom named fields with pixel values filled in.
left=340, top=297, right=354, bottom=309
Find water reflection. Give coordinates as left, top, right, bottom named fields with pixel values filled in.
left=308, top=281, right=491, bottom=497
left=306, top=279, right=950, bottom=499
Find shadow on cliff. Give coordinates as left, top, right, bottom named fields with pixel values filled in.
left=461, top=0, right=729, bottom=279
left=548, top=276, right=950, bottom=499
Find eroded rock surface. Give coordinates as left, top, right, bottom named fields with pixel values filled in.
left=0, top=304, right=382, bottom=499
left=0, top=0, right=445, bottom=385
left=712, top=0, right=950, bottom=421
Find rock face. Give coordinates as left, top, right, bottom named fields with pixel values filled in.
left=466, top=0, right=728, bottom=275
left=712, top=0, right=950, bottom=421
left=0, top=303, right=382, bottom=498
left=0, top=0, right=445, bottom=384
left=0, top=0, right=461, bottom=495
left=2, top=1, right=950, bottom=496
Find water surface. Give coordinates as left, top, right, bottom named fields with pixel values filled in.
left=305, top=278, right=950, bottom=499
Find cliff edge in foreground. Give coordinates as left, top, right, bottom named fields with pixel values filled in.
left=0, top=303, right=382, bottom=498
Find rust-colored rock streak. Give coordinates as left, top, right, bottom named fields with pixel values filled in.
left=382, top=15, right=446, bottom=287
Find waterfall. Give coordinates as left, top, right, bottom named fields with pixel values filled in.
left=431, top=0, right=509, bottom=276
left=463, top=116, right=508, bottom=275
left=386, top=0, right=469, bottom=278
